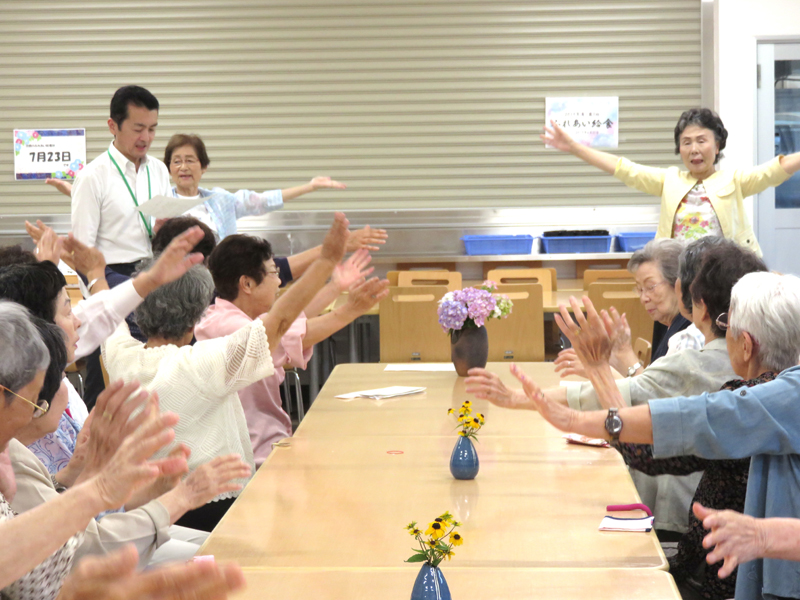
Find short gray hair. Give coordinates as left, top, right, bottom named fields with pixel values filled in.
left=134, top=259, right=215, bottom=342
left=729, top=272, right=800, bottom=372
left=627, top=238, right=684, bottom=287
left=0, top=301, right=48, bottom=404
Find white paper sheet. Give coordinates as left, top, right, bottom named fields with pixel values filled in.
left=136, top=194, right=204, bottom=218
left=598, top=516, right=654, bottom=532
left=335, top=386, right=426, bottom=400
left=384, top=364, right=456, bottom=372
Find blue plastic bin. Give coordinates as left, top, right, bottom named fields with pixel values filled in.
left=540, top=235, right=613, bottom=254
left=616, top=232, right=656, bottom=252
left=461, top=235, right=535, bottom=256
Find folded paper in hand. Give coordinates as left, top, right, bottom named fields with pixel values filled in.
left=335, top=386, right=426, bottom=401
left=136, top=194, right=205, bottom=219
left=598, top=516, right=654, bottom=532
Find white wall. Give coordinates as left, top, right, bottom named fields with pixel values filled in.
left=716, top=0, right=800, bottom=221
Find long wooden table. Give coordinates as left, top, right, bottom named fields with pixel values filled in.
left=201, top=363, right=675, bottom=599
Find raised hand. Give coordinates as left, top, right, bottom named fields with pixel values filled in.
left=134, top=227, right=206, bottom=297
left=464, top=367, right=527, bottom=409
left=346, top=225, right=388, bottom=252
left=553, top=348, right=588, bottom=379
left=309, top=176, right=347, bottom=190
left=62, top=233, right=106, bottom=279
left=57, top=545, right=246, bottom=600
left=89, top=403, right=183, bottom=511
left=176, top=454, right=251, bottom=510
left=332, top=248, right=373, bottom=292
left=345, top=277, right=390, bottom=314
left=320, top=212, right=350, bottom=265
left=508, top=363, right=578, bottom=431
left=540, top=120, right=576, bottom=153
left=46, top=178, right=73, bottom=198
left=34, top=223, right=64, bottom=265
left=694, top=503, right=767, bottom=579
left=554, top=296, right=614, bottom=369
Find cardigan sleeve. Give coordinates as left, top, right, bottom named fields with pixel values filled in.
left=227, top=188, right=284, bottom=219
left=613, top=157, right=668, bottom=197
left=737, top=155, right=791, bottom=198
left=185, top=318, right=275, bottom=398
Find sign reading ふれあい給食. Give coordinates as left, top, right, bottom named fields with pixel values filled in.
left=13, top=129, right=86, bottom=180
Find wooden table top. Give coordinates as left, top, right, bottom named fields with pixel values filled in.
left=230, top=568, right=678, bottom=600
left=200, top=363, right=666, bottom=572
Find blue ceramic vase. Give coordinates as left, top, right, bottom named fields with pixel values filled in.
left=410, top=564, right=451, bottom=600
left=450, top=435, right=479, bottom=480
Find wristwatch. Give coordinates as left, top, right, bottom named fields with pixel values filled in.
left=604, top=407, right=623, bottom=441
left=627, top=362, right=642, bottom=377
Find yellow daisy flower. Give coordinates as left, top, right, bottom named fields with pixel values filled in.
left=447, top=408, right=455, bottom=415
left=463, top=400, right=472, bottom=407
left=443, top=548, right=455, bottom=560
left=471, top=417, right=481, bottom=428
left=458, top=430, right=469, bottom=437
left=426, top=539, right=438, bottom=549
left=439, top=512, right=455, bottom=524
left=449, top=532, right=464, bottom=546
left=426, top=521, right=446, bottom=539
left=477, top=413, right=485, bottom=423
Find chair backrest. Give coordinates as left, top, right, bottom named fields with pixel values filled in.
left=379, top=285, right=451, bottom=363
left=386, top=271, right=400, bottom=286
left=397, top=270, right=462, bottom=292
left=485, top=283, right=545, bottom=361
left=486, top=268, right=553, bottom=294
left=583, top=269, right=634, bottom=290
left=64, top=273, right=84, bottom=305
left=587, top=282, right=653, bottom=346
left=633, top=337, right=652, bottom=367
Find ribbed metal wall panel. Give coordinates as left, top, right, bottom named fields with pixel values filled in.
left=0, top=0, right=700, bottom=215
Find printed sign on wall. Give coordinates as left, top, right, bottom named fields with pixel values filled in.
left=545, top=97, right=619, bottom=148
left=13, top=129, right=86, bottom=180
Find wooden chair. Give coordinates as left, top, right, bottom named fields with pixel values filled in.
left=64, top=273, right=84, bottom=306
left=587, top=282, right=653, bottom=346
left=396, top=271, right=462, bottom=292
left=485, top=268, right=553, bottom=294
left=633, top=337, right=652, bottom=368
left=396, top=261, right=456, bottom=272
left=583, top=269, right=634, bottom=289
left=379, top=285, right=451, bottom=362
left=386, top=271, right=400, bottom=286
left=485, top=283, right=545, bottom=362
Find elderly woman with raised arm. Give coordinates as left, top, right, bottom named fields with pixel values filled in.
left=511, top=272, right=800, bottom=600
left=102, top=213, right=351, bottom=531
left=542, top=108, right=800, bottom=255
left=0, top=300, right=191, bottom=599
left=555, top=238, right=698, bottom=379
left=467, top=241, right=767, bottom=539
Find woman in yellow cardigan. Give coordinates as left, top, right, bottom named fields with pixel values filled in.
left=541, top=108, right=800, bottom=255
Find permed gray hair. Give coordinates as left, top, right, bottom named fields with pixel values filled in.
left=627, top=238, right=684, bottom=287
left=134, top=259, right=215, bottom=341
left=729, top=272, right=800, bottom=373
left=0, top=301, right=49, bottom=404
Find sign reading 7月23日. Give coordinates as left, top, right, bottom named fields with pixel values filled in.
left=13, top=129, right=86, bottom=181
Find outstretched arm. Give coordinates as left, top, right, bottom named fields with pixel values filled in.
left=541, top=121, right=620, bottom=175
left=282, top=176, right=347, bottom=201
left=780, top=151, right=800, bottom=176
left=260, top=213, right=349, bottom=352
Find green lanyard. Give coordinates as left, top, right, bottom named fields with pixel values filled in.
left=107, top=150, right=153, bottom=238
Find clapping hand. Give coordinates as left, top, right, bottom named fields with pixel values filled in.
left=57, top=545, right=245, bottom=600
left=694, top=503, right=768, bottom=580
left=332, top=249, right=374, bottom=292
left=554, top=296, right=614, bottom=369
left=346, top=225, right=388, bottom=252
left=345, top=277, right=390, bottom=314
left=320, top=212, right=350, bottom=265
left=508, top=363, right=578, bottom=432
left=465, top=367, right=528, bottom=409
left=176, top=454, right=252, bottom=510
left=32, top=222, right=64, bottom=265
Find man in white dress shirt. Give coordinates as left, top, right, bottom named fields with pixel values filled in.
left=71, top=85, right=170, bottom=277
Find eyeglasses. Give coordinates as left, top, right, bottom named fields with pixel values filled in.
left=170, top=157, right=199, bottom=168
left=0, top=384, right=48, bottom=418
left=633, top=281, right=668, bottom=298
left=715, top=312, right=729, bottom=331
left=266, top=266, right=281, bottom=278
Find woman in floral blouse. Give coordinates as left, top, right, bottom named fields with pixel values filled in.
left=542, top=108, right=800, bottom=256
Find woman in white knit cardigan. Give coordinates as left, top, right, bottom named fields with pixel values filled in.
left=102, top=214, right=351, bottom=532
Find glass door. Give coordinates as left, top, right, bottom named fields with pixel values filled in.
left=756, top=43, right=800, bottom=274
